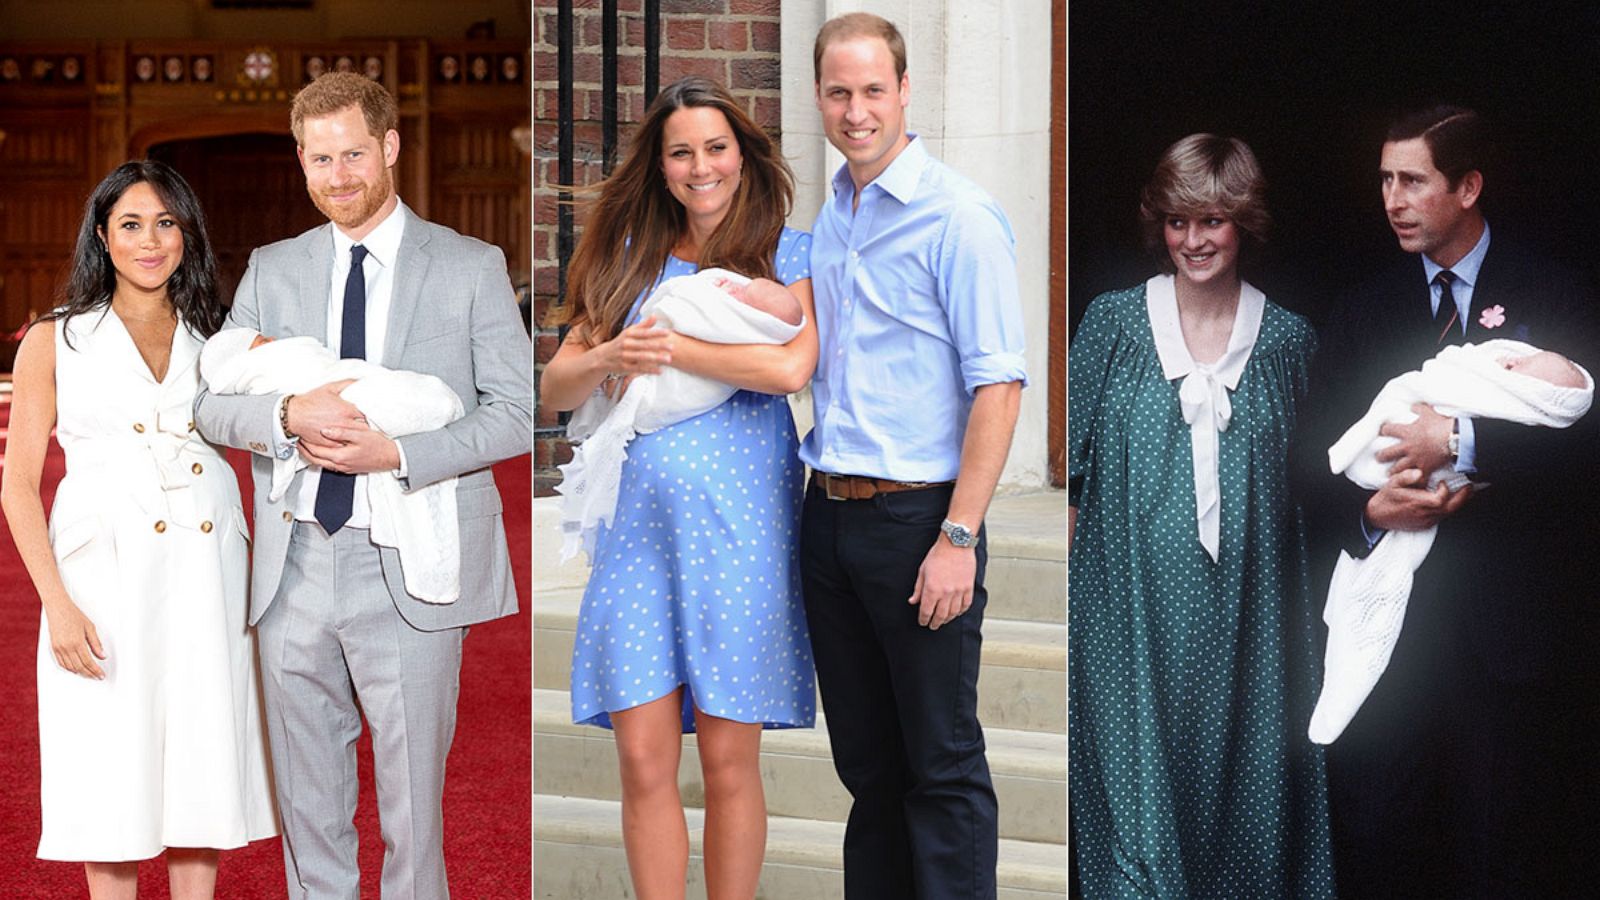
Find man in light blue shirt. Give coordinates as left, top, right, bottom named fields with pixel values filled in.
left=800, top=13, right=1026, bottom=899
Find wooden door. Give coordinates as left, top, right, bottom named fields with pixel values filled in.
left=149, top=133, right=326, bottom=303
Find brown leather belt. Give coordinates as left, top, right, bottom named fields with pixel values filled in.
left=811, top=471, right=954, bottom=501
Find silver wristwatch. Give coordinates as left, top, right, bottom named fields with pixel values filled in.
left=940, top=518, right=977, bottom=548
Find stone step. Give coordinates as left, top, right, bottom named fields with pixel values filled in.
left=532, top=495, right=592, bottom=591
left=983, top=489, right=1067, bottom=625
left=532, top=490, right=1067, bottom=624
left=534, top=587, right=1065, bottom=735
left=534, top=794, right=1068, bottom=900
left=984, top=491, right=1068, bottom=559
left=533, top=688, right=1065, bottom=845
left=985, top=555, right=1066, bottom=625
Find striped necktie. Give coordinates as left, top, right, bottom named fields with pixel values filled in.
left=1434, top=270, right=1461, bottom=345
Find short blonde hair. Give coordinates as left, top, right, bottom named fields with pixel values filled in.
left=290, top=71, right=398, bottom=145
left=1138, top=134, right=1271, bottom=268
left=813, top=12, right=906, bottom=83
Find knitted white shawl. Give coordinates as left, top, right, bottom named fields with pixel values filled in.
left=1310, top=339, right=1593, bottom=743
left=200, top=329, right=465, bottom=604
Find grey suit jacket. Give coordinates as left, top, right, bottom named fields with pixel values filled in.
left=195, top=203, right=532, bottom=631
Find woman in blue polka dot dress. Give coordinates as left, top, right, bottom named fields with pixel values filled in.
left=541, top=77, right=817, bottom=898
left=1068, top=135, right=1335, bottom=897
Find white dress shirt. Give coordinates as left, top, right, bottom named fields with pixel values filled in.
left=287, top=200, right=408, bottom=528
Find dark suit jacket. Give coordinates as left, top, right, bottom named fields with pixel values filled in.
left=1301, top=235, right=1600, bottom=687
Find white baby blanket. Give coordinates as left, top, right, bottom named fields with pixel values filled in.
left=1309, top=339, right=1593, bottom=743
left=200, top=329, right=466, bottom=604
left=555, top=267, right=804, bottom=562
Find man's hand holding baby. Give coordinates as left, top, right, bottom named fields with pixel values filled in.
left=1366, top=467, right=1473, bottom=531
left=1375, top=403, right=1457, bottom=475
left=287, top=380, right=400, bottom=473
left=303, top=423, right=401, bottom=474
left=1367, top=403, right=1471, bottom=532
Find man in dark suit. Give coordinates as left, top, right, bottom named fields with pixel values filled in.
left=1305, top=105, right=1600, bottom=898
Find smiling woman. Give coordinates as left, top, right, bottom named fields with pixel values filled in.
left=1161, top=211, right=1239, bottom=299
left=0, top=159, right=275, bottom=900
left=1068, top=134, right=1336, bottom=897
left=101, top=183, right=184, bottom=301
left=660, top=105, right=743, bottom=238
left=539, top=74, right=820, bottom=900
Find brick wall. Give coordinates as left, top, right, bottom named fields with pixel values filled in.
left=531, top=0, right=784, bottom=496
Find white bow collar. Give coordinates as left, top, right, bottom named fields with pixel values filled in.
left=1145, top=275, right=1266, bottom=561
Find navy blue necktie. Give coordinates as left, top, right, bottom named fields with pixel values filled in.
left=314, top=243, right=368, bottom=533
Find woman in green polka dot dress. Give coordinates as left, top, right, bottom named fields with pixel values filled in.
left=1068, top=134, right=1335, bottom=898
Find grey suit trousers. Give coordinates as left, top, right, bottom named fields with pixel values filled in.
left=258, top=523, right=464, bottom=900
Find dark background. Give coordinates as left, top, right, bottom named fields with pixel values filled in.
left=1069, top=0, right=1600, bottom=335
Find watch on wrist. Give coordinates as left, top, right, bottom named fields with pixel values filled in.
left=940, top=518, right=977, bottom=548
left=1447, top=420, right=1460, bottom=462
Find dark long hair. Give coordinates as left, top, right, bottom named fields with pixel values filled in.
left=42, top=159, right=225, bottom=342
left=554, top=76, right=795, bottom=343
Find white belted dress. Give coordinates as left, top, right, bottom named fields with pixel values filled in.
left=36, top=310, right=277, bottom=861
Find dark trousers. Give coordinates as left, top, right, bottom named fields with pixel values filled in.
left=1328, top=616, right=1600, bottom=899
left=800, top=482, right=999, bottom=900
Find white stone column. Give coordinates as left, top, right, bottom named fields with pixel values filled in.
left=782, top=0, right=1054, bottom=490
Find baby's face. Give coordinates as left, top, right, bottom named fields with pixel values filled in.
left=1500, top=350, right=1586, bottom=388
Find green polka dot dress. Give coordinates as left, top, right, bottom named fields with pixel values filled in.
left=1068, top=279, right=1335, bottom=898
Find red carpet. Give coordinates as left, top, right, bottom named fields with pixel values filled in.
left=0, top=390, right=531, bottom=898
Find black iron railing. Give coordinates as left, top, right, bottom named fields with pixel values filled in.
left=541, top=0, right=660, bottom=441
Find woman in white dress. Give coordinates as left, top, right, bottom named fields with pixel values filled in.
left=0, top=160, right=276, bottom=899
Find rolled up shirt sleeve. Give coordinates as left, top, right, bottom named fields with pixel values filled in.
left=938, top=199, right=1029, bottom=395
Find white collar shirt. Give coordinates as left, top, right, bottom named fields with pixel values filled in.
left=1145, top=273, right=1265, bottom=562
left=1422, top=220, right=1491, bottom=333
left=289, top=199, right=408, bottom=528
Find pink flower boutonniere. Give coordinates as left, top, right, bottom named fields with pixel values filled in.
left=1479, top=305, right=1507, bottom=329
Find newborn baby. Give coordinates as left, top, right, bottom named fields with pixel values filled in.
left=200, top=328, right=466, bottom=604
left=1310, top=339, right=1593, bottom=744
left=1499, top=348, right=1586, bottom=387
left=711, top=275, right=804, bottom=325
left=556, top=266, right=806, bottom=561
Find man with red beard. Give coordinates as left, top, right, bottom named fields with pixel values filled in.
left=195, top=72, right=531, bottom=899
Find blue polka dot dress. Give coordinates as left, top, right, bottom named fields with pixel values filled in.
left=1068, top=283, right=1335, bottom=898
left=571, top=227, right=817, bottom=733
